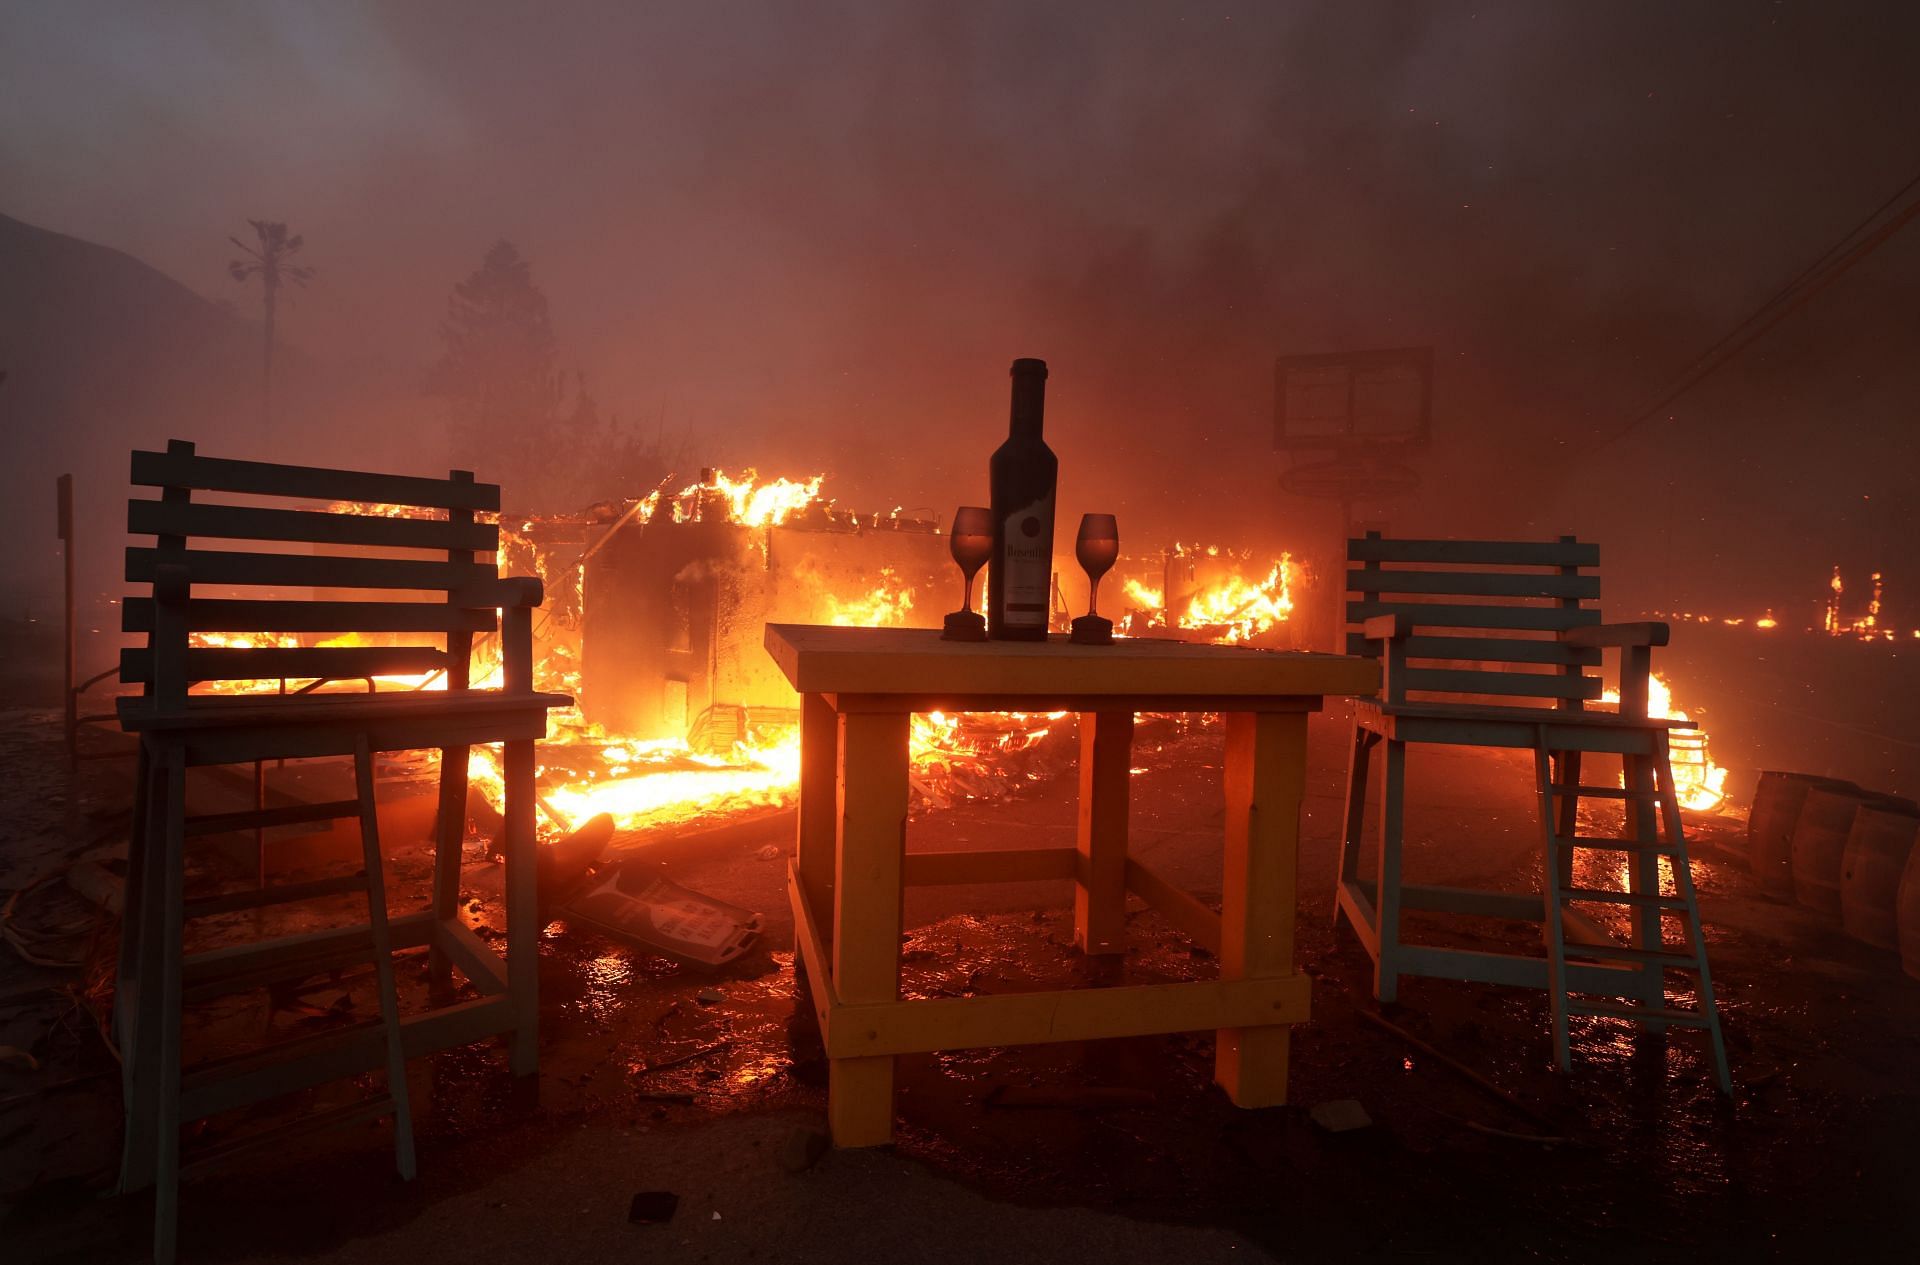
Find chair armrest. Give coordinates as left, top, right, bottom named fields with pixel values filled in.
left=1363, top=613, right=1412, bottom=641
left=459, top=575, right=545, bottom=608
left=1560, top=621, right=1669, bottom=649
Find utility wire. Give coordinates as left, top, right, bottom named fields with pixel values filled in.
left=1593, top=169, right=1920, bottom=453
left=1646, top=166, right=1920, bottom=399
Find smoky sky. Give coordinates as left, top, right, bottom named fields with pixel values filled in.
left=4, top=1, right=1919, bottom=623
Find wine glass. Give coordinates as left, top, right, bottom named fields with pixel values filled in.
left=950, top=507, right=992, bottom=614
left=1076, top=514, right=1119, bottom=617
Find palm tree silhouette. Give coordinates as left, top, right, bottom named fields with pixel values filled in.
left=229, top=221, right=314, bottom=433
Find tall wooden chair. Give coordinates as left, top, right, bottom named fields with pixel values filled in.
left=1332, top=533, right=1729, bottom=1091
left=114, top=441, right=570, bottom=1263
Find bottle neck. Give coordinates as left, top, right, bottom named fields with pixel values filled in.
left=1008, top=371, right=1047, bottom=441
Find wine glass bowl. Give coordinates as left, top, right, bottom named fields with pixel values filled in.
left=1075, top=514, right=1119, bottom=616
left=1070, top=513, right=1119, bottom=645
left=949, top=507, right=992, bottom=609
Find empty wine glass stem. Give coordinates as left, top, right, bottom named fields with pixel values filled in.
left=963, top=575, right=975, bottom=612
left=1088, top=580, right=1100, bottom=618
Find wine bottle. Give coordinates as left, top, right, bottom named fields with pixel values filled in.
left=988, top=357, right=1058, bottom=641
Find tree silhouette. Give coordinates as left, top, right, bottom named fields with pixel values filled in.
left=434, top=241, right=670, bottom=507
left=228, top=220, right=314, bottom=433
left=433, top=241, right=561, bottom=465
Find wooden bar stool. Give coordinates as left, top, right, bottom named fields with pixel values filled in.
left=114, top=441, right=569, bottom=1264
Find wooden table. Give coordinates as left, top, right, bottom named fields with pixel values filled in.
left=764, top=624, right=1379, bottom=1145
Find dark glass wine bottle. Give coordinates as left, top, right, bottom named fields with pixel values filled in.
left=987, top=357, right=1058, bottom=641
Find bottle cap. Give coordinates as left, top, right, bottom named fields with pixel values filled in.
left=1010, top=358, right=1049, bottom=379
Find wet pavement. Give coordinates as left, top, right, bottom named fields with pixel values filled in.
left=4, top=677, right=1919, bottom=1262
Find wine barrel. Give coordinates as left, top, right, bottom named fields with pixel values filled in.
left=1751, top=772, right=1854, bottom=897
left=1792, top=785, right=1878, bottom=915
left=1839, top=800, right=1920, bottom=949
left=1899, top=842, right=1920, bottom=979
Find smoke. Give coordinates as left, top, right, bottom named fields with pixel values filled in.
left=3, top=1, right=1919, bottom=625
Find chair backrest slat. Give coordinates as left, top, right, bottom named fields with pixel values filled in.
left=123, top=441, right=507, bottom=704
left=131, top=449, right=501, bottom=512
left=1346, top=533, right=1608, bottom=707
left=1349, top=537, right=1599, bottom=568
left=1346, top=599, right=1600, bottom=633
left=128, top=500, right=496, bottom=553
left=1345, top=568, right=1600, bottom=601
left=1340, top=633, right=1602, bottom=668
left=126, top=548, right=491, bottom=592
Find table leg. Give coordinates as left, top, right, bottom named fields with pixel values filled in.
left=830, top=709, right=908, bottom=1146
left=796, top=692, right=839, bottom=935
left=1075, top=710, right=1134, bottom=955
left=1215, top=710, right=1307, bottom=1108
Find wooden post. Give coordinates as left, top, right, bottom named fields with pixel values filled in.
left=1074, top=710, right=1133, bottom=955
left=830, top=709, right=908, bottom=1146
left=1215, top=710, right=1307, bottom=1107
left=796, top=692, right=839, bottom=931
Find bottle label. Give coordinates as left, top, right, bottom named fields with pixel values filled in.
left=1000, top=496, right=1054, bottom=627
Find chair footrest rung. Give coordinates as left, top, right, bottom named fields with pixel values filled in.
left=1553, top=784, right=1642, bottom=801
left=184, top=872, right=369, bottom=919
left=1566, top=999, right=1711, bottom=1027
left=1554, top=836, right=1681, bottom=855
left=185, top=798, right=362, bottom=837
left=1562, top=942, right=1699, bottom=967
left=1560, top=887, right=1685, bottom=908
left=180, top=1094, right=398, bottom=1177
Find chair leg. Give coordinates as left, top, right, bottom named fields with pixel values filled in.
left=1553, top=750, right=1580, bottom=890
left=1333, top=725, right=1373, bottom=929
left=430, top=744, right=470, bottom=994
left=502, top=739, right=540, bottom=1077
left=1623, top=751, right=1669, bottom=1020
left=151, top=750, right=187, bottom=1265
left=118, top=744, right=164, bottom=1195
left=1535, top=743, right=1573, bottom=1074
left=1372, top=738, right=1407, bottom=1003
left=1653, top=743, right=1733, bottom=1093
left=116, top=743, right=152, bottom=1040
left=354, top=738, right=417, bottom=1181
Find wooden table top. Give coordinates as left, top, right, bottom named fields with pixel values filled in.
left=764, top=624, right=1379, bottom=700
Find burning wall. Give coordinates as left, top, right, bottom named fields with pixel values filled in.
left=578, top=506, right=947, bottom=739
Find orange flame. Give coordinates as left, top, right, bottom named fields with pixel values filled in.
left=1600, top=673, right=1729, bottom=812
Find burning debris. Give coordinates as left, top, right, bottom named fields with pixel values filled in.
left=1120, top=545, right=1302, bottom=645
